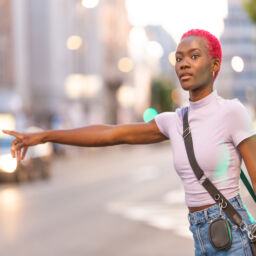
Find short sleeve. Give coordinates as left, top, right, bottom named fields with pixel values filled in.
left=227, top=99, right=256, bottom=147
left=154, top=112, right=174, bottom=139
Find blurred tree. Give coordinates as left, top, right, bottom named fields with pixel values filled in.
left=243, top=0, right=256, bottom=24
left=150, top=78, right=175, bottom=113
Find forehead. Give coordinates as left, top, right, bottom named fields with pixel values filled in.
left=176, top=36, right=209, bottom=54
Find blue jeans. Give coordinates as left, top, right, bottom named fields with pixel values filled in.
left=188, top=194, right=255, bottom=255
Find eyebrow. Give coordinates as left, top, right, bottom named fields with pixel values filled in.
left=175, top=48, right=201, bottom=55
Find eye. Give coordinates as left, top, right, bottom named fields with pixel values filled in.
left=191, top=54, right=199, bottom=60
left=176, top=57, right=182, bottom=62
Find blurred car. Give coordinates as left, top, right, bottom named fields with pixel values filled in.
left=0, top=90, right=53, bottom=183
left=0, top=119, right=53, bottom=183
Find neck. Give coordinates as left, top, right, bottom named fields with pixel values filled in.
left=189, top=85, right=213, bottom=102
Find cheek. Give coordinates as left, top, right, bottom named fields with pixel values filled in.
left=196, top=64, right=211, bottom=81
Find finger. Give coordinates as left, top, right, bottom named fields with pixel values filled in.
left=11, top=140, right=19, bottom=158
left=17, top=148, right=21, bottom=162
left=21, top=147, right=28, bottom=160
left=2, top=130, right=21, bottom=139
left=16, top=141, right=26, bottom=150
left=15, top=141, right=26, bottom=162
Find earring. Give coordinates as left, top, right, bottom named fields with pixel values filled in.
left=212, top=71, right=215, bottom=77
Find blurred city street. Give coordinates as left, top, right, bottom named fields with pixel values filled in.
left=0, top=143, right=196, bottom=256
left=0, top=2, right=256, bottom=255
left=0, top=142, right=255, bottom=256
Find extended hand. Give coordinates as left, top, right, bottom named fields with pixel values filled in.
left=2, top=130, right=42, bottom=162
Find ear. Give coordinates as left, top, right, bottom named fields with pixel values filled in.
left=211, top=58, right=220, bottom=73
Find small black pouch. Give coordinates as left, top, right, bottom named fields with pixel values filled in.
left=208, top=218, right=232, bottom=250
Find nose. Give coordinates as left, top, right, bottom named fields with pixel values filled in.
left=179, top=57, right=191, bottom=70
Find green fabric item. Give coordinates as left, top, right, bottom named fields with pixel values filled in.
left=227, top=220, right=232, bottom=241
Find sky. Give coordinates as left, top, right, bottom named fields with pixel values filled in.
left=125, top=0, right=228, bottom=44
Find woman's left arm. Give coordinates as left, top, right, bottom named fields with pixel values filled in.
left=237, top=135, right=256, bottom=191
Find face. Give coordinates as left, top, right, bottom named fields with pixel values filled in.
left=175, top=36, right=216, bottom=91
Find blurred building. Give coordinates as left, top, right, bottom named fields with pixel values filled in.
left=0, top=0, right=13, bottom=90
left=10, top=0, right=131, bottom=126
left=99, top=0, right=131, bottom=124
left=145, top=25, right=176, bottom=78
left=217, top=0, right=256, bottom=108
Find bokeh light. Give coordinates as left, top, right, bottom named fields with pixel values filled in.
left=0, top=114, right=16, bottom=135
left=146, top=41, right=164, bottom=59
left=116, top=85, right=135, bottom=108
left=143, top=108, right=158, bottom=122
left=81, top=0, right=99, bottom=8
left=213, top=142, right=230, bottom=182
left=82, top=75, right=102, bottom=98
left=171, top=88, right=182, bottom=105
left=168, top=51, right=176, bottom=66
left=129, top=27, right=148, bottom=45
left=231, top=56, right=244, bottom=72
left=66, top=35, right=83, bottom=50
left=65, top=74, right=85, bottom=99
left=65, top=74, right=102, bottom=99
left=242, top=203, right=255, bottom=224
left=118, top=57, right=134, bottom=73
left=0, top=154, right=17, bottom=173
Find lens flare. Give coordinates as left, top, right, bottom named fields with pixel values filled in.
left=242, top=203, right=255, bottom=224
left=213, top=142, right=230, bottom=182
left=143, top=108, right=158, bottom=122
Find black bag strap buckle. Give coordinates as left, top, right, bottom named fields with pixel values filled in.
left=183, top=127, right=191, bottom=139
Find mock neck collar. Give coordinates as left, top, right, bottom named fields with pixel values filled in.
left=189, top=90, right=217, bottom=110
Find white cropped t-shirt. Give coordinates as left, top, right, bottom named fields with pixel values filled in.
left=154, top=90, right=256, bottom=207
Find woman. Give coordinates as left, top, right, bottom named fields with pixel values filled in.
left=3, top=29, right=256, bottom=255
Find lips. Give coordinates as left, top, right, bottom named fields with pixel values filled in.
left=180, top=73, right=193, bottom=81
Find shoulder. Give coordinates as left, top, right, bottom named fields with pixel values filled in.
left=155, top=107, right=188, bottom=120
left=172, top=106, right=190, bottom=123
left=154, top=111, right=176, bottom=120
left=221, top=97, right=253, bottom=128
left=224, top=97, right=248, bottom=115
left=154, top=110, right=179, bottom=133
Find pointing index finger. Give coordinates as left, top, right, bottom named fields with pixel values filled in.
left=2, top=130, right=20, bottom=138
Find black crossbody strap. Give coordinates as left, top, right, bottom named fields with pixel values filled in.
left=183, top=107, right=244, bottom=227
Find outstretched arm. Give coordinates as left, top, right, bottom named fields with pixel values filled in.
left=2, top=119, right=168, bottom=161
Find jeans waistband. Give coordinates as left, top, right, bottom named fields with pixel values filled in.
left=187, top=194, right=244, bottom=225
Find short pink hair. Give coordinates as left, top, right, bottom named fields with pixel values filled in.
left=180, top=29, right=222, bottom=81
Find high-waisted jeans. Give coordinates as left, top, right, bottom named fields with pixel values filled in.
left=188, top=194, right=255, bottom=255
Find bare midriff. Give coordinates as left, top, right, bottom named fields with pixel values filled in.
left=188, top=202, right=217, bottom=213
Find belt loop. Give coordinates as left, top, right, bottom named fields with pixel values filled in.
left=237, top=193, right=244, bottom=208
left=204, top=209, right=209, bottom=223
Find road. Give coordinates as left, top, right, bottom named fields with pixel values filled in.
left=0, top=142, right=254, bottom=256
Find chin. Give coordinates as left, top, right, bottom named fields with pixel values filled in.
left=180, top=82, right=194, bottom=91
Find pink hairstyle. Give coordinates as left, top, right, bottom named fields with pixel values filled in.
left=180, top=29, right=222, bottom=81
